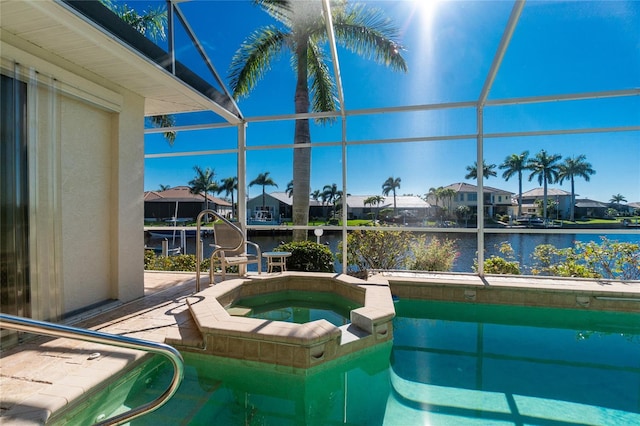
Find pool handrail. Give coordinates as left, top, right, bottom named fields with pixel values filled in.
left=0, top=313, right=184, bottom=426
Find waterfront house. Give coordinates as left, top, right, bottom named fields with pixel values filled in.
left=426, top=183, right=514, bottom=220
left=246, top=192, right=324, bottom=223
left=144, top=186, right=231, bottom=222
left=518, top=188, right=573, bottom=219
left=345, top=195, right=430, bottom=221
left=574, top=198, right=610, bottom=219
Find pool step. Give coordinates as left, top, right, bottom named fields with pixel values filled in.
left=339, top=323, right=370, bottom=345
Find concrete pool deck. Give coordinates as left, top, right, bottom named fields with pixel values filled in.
left=1, top=271, right=639, bottom=425
left=0, top=271, right=208, bottom=425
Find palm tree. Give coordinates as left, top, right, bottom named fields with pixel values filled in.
left=228, top=0, right=407, bottom=240
left=333, top=190, right=350, bottom=219
left=440, top=188, right=457, bottom=219
left=465, top=160, right=497, bottom=180
left=427, top=186, right=445, bottom=221
left=310, top=189, right=322, bottom=203
left=107, top=1, right=167, bottom=40
left=527, top=150, right=562, bottom=220
left=499, top=151, right=529, bottom=218
left=188, top=166, right=217, bottom=211
left=364, top=195, right=385, bottom=223
left=382, top=177, right=401, bottom=215
left=158, top=184, right=171, bottom=191
left=286, top=180, right=294, bottom=198
left=427, top=186, right=442, bottom=208
left=322, top=183, right=340, bottom=219
left=217, top=176, right=238, bottom=219
left=558, top=155, right=595, bottom=221
left=249, top=172, right=278, bottom=209
left=610, top=193, right=627, bottom=210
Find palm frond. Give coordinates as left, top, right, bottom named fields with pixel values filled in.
left=332, top=4, right=407, bottom=72
left=228, top=26, right=289, bottom=99
left=307, top=42, right=338, bottom=122
left=149, top=115, right=176, bottom=146
left=252, top=0, right=293, bottom=26
left=109, top=3, right=167, bottom=42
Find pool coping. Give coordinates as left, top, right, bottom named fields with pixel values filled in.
left=176, top=272, right=396, bottom=368
left=374, top=271, right=640, bottom=311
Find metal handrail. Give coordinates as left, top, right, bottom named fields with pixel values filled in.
left=0, top=313, right=184, bottom=426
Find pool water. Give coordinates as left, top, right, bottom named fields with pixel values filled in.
left=232, top=290, right=361, bottom=326
left=55, top=300, right=640, bottom=425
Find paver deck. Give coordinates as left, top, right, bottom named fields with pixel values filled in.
left=0, top=272, right=211, bottom=425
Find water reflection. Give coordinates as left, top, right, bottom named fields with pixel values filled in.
left=145, top=231, right=639, bottom=274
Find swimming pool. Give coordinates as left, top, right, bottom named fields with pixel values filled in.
left=52, top=300, right=640, bottom=425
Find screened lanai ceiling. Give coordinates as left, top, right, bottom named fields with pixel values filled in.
left=139, top=0, right=640, bottom=123
left=139, top=0, right=638, bottom=205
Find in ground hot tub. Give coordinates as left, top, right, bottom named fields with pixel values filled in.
left=178, top=272, right=395, bottom=368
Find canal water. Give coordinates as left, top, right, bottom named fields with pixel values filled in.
left=146, top=231, right=640, bottom=274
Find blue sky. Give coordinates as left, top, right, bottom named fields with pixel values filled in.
left=142, top=0, right=640, bottom=204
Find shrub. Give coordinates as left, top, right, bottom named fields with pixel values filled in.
left=337, top=230, right=412, bottom=274
left=530, top=237, right=639, bottom=280
left=274, top=240, right=334, bottom=272
left=483, top=256, right=521, bottom=275
left=474, top=242, right=521, bottom=275
left=409, top=236, right=459, bottom=272
left=144, top=251, right=210, bottom=272
left=144, top=249, right=156, bottom=268
left=575, top=237, right=639, bottom=280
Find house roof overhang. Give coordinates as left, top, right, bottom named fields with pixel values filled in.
left=0, top=0, right=241, bottom=123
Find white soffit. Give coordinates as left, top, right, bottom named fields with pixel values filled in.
left=0, top=0, right=240, bottom=123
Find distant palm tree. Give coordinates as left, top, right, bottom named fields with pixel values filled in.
left=499, top=151, right=529, bottom=218
left=310, top=189, right=322, bottom=203
left=228, top=0, right=407, bottom=241
left=217, top=176, right=238, bottom=219
left=558, top=155, right=596, bottom=221
left=427, top=186, right=442, bottom=208
left=465, top=160, right=497, bottom=180
left=158, top=184, right=171, bottom=191
left=188, top=166, right=217, bottom=212
left=440, top=188, right=457, bottom=218
left=250, top=172, right=278, bottom=209
left=322, top=183, right=340, bottom=219
left=382, top=177, right=401, bottom=214
left=286, top=180, right=294, bottom=198
left=527, top=150, right=562, bottom=220
left=364, top=195, right=385, bottom=223
left=427, top=186, right=445, bottom=221
left=333, top=190, right=350, bottom=218
left=610, top=193, right=627, bottom=210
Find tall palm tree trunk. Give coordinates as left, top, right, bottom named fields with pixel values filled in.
left=292, top=41, right=311, bottom=241
left=570, top=177, right=575, bottom=221
left=543, top=178, right=548, bottom=219
left=517, top=171, right=523, bottom=218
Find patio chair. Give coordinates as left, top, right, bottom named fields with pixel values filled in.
left=209, top=221, right=262, bottom=281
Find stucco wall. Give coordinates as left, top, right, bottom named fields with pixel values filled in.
left=60, top=96, right=113, bottom=311
left=3, top=37, right=145, bottom=316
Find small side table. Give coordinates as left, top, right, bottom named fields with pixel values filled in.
left=263, top=251, right=292, bottom=273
